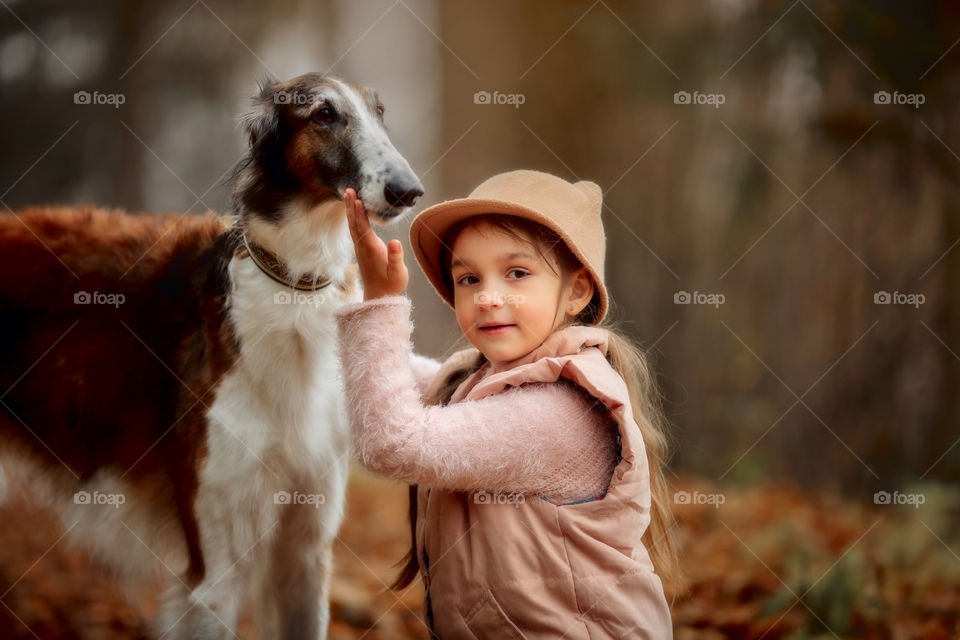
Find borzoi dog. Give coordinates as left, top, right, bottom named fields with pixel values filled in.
left=0, top=72, right=421, bottom=639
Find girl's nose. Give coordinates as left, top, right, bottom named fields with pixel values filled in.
left=475, top=290, right=505, bottom=309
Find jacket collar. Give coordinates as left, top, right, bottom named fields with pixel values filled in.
left=450, top=325, right=611, bottom=405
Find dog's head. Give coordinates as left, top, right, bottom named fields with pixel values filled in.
left=239, top=72, right=423, bottom=224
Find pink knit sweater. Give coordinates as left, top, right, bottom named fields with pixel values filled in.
left=334, top=295, right=619, bottom=503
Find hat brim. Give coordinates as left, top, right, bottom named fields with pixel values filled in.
left=409, top=197, right=608, bottom=323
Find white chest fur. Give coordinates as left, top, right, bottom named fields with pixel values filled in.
left=207, top=257, right=350, bottom=473
left=196, top=201, right=359, bottom=566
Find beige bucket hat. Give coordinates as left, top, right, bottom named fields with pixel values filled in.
left=409, top=170, right=608, bottom=323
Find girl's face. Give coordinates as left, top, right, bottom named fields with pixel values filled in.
left=449, top=222, right=593, bottom=368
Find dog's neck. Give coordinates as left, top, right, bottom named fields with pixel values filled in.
left=242, top=197, right=353, bottom=288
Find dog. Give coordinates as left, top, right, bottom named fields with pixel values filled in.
left=0, top=72, right=422, bottom=639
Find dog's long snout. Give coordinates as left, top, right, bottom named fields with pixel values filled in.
left=384, top=178, right=424, bottom=209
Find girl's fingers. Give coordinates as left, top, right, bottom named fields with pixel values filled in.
left=345, top=189, right=377, bottom=251
left=346, top=192, right=390, bottom=270
left=344, top=189, right=359, bottom=241
left=345, top=189, right=371, bottom=241
left=352, top=195, right=373, bottom=238
left=387, top=239, right=402, bottom=264
left=387, top=240, right=408, bottom=283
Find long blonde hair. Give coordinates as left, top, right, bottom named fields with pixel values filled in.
left=392, top=214, right=684, bottom=600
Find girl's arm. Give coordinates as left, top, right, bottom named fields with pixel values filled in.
left=335, top=296, right=619, bottom=504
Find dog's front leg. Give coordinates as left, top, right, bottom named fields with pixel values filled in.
left=258, top=500, right=336, bottom=640
left=155, top=561, right=249, bottom=640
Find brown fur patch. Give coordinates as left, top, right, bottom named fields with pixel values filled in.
left=0, top=205, right=242, bottom=586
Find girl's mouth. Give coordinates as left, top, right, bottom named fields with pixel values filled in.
left=479, top=324, right=514, bottom=335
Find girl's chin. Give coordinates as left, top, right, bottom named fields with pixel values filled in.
left=470, top=331, right=546, bottom=366
left=477, top=345, right=531, bottom=367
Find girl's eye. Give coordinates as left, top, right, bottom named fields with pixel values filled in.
left=456, top=274, right=478, bottom=286
left=507, top=268, right=529, bottom=279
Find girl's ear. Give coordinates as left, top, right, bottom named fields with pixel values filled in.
left=565, top=266, right=595, bottom=317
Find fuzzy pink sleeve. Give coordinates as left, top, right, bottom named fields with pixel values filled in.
left=334, top=295, right=619, bottom=503
left=408, top=352, right=443, bottom=398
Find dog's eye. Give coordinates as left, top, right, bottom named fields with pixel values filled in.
left=376, top=104, right=384, bottom=118
left=312, top=107, right=337, bottom=125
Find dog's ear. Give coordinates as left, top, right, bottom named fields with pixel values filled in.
left=242, top=75, right=281, bottom=159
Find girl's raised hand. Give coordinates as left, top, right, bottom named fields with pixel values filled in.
left=344, top=188, right=409, bottom=301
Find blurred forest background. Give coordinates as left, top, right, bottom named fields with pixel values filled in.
left=0, top=0, right=958, bottom=638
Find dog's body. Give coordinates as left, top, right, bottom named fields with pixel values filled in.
left=0, top=73, right=421, bottom=639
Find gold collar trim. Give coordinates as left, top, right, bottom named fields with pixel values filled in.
left=242, top=235, right=333, bottom=291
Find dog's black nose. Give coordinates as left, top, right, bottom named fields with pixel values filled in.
left=384, top=180, right=424, bottom=208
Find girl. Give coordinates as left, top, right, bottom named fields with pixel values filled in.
left=336, top=170, right=678, bottom=639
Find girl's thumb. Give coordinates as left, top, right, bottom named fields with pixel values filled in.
left=387, top=239, right=403, bottom=266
